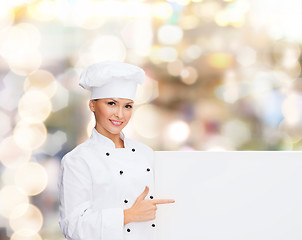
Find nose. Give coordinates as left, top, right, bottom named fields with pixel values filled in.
left=114, top=106, right=124, bottom=119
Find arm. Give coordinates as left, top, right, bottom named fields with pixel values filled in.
left=58, top=154, right=124, bottom=240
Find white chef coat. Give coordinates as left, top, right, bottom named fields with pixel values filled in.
left=58, top=127, right=156, bottom=240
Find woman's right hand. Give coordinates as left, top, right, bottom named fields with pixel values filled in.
left=124, top=186, right=175, bottom=225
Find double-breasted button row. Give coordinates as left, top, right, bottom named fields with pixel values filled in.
left=105, top=148, right=136, bottom=157
left=126, top=223, right=155, bottom=233
left=119, top=167, right=151, bottom=175
left=123, top=195, right=153, bottom=204
left=123, top=196, right=153, bottom=203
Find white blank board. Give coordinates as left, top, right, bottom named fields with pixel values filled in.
left=154, top=151, right=302, bottom=240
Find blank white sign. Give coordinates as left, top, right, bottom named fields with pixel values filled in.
left=154, top=151, right=302, bottom=240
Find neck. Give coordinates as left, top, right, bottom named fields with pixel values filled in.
left=94, top=125, right=124, bottom=148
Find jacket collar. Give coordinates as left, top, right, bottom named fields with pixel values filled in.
left=90, top=127, right=128, bottom=149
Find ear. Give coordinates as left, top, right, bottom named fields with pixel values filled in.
left=89, top=100, right=95, bottom=112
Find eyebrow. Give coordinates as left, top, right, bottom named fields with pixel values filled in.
left=109, top=99, right=133, bottom=104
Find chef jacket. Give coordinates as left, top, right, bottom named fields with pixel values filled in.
left=58, top=127, right=156, bottom=240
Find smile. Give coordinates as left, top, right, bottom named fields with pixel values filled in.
left=110, top=119, right=123, bottom=126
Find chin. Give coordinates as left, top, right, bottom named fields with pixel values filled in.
left=109, top=129, right=121, bottom=135
left=107, top=126, right=124, bottom=135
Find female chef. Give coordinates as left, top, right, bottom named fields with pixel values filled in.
left=57, top=61, right=175, bottom=240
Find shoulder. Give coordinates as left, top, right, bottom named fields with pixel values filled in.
left=61, top=138, right=93, bottom=167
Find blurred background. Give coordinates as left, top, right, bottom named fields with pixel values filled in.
left=0, top=0, right=302, bottom=239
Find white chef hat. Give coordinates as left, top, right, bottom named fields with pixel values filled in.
left=79, top=61, right=145, bottom=100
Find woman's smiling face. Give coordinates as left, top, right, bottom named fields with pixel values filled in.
left=89, top=98, right=134, bottom=135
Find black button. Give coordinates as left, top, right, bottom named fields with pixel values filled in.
left=106, top=152, right=110, bottom=156
left=124, top=199, right=128, bottom=203
left=127, top=228, right=131, bottom=232
left=132, top=148, right=135, bottom=152
left=150, top=195, right=153, bottom=199
left=120, top=170, right=123, bottom=175
left=152, top=224, right=155, bottom=227
left=147, top=168, right=150, bottom=172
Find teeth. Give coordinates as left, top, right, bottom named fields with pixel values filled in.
left=111, top=120, right=122, bottom=125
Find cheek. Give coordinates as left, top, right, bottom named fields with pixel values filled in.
left=100, top=108, right=111, bottom=117
left=95, top=105, right=112, bottom=120
left=125, top=110, right=133, bottom=121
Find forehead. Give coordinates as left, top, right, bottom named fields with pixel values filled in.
left=103, top=98, right=134, bottom=103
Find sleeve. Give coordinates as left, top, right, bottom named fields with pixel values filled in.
left=57, top=153, right=124, bottom=240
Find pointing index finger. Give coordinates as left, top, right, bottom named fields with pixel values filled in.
left=152, top=199, right=175, bottom=205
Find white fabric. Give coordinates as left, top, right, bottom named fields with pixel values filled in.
left=91, top=79, right=137, bottom=100
left=58, top=127, right=156, bottom=240
left=79, top=61, right=145, bottom=100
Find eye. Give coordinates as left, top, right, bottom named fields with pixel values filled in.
left=125, top=104, right=133, bottom=109
left=108, top=101, right=115, bottom=106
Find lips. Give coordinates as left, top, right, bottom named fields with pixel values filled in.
left=110, top=119, right=123, bottom=126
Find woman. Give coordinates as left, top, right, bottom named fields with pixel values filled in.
left=57, top=61, right=175, bottom=240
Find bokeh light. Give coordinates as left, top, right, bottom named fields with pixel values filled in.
left=27, top=0, right=56, bottom=22
left=70, top=1, right=106, bottom=30
left=11, top=230, right=42, bottom=240
left=182, top=45, right=202, bottom=62
left=166, top=120, right=190, bottom=144
left=0, top=136, right=31, bottom=168
left=179, top=15, right=199, bottom=30
left=0, top=23, right=42, bottom=75
left=282, top=92, right=302, bottom=126
left=18, top=90, right=52, bottom=123
left=13, top=121, right=47, bottom=150
left=152, top=2, right=173, bottom=20
left=0, top=185, right=29, bottom=218
left=15, top=162, right=48, bottom=196
left=207, top=53, right=234, bottom=69
left=180, top=66, right=198, bottom=85
left=0, top=5, right=14, bottom=29
left=9, top=204, right=43, bottom=233
left=24, top=70, right=57, bottom=97
left=158, top=25, right=183, bottom=45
